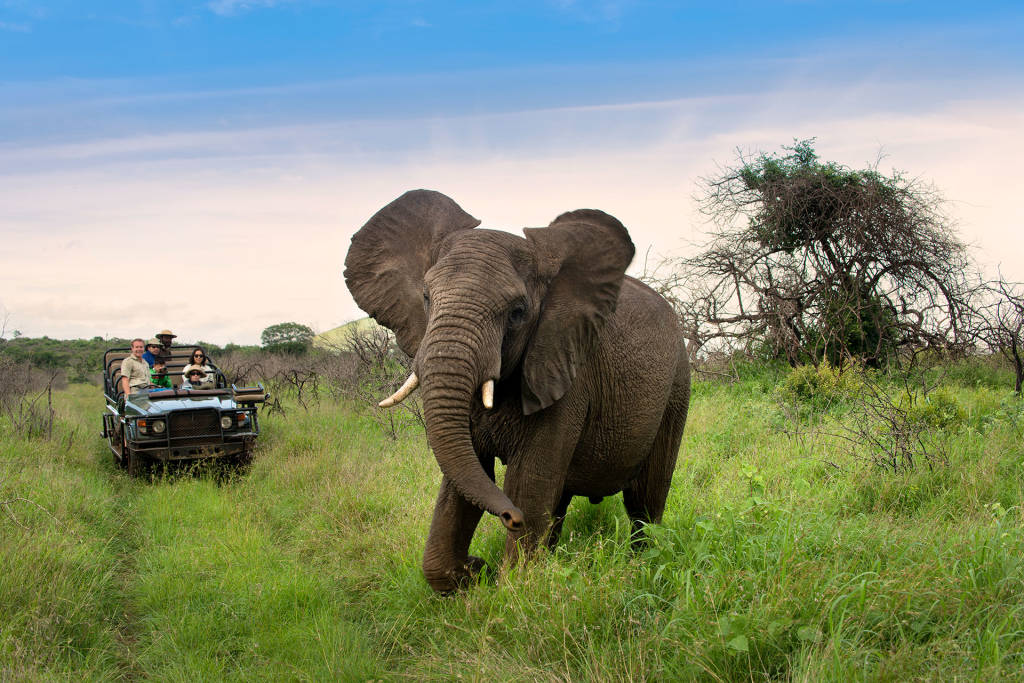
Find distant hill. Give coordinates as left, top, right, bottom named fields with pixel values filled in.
left=314, top=317, right=387, bottom=349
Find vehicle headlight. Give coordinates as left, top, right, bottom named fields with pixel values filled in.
left=137, top=418, right=166, bottom=436
left=220, top=415, right=233, bottom=430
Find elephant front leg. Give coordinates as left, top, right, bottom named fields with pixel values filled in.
left=422, top=475, right=487, bottom=593
left=500, top=406, right=581, bottom=567
left=501, top=452, right=574, bottom=564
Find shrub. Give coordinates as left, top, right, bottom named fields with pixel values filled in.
left=901, top=386, right=967, bottom=431
left=775, top=362, right=863, bottom=409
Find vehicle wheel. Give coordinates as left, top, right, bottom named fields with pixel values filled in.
left=125, top=448, right=147, bottom=477
left=235, top=447, right=254, bottom=468
left=116, top=430, right=128, bottom=470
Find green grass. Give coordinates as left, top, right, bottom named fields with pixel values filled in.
left=2, top=367, right=1023, bottom=680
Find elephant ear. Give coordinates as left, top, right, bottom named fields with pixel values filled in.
left=520, top=209, right=635, bottom=415
left=344, top=190, right=481, bottom=356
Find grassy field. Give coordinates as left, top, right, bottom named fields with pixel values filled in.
left=2, top=363, right=1023, bottom=681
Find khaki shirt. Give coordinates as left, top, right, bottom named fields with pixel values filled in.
left=120, top=355, right=151, bottom=392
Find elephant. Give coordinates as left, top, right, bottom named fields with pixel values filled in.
left=344, top=190, right=690, bottom=593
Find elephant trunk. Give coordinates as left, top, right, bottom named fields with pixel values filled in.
left=420, top=327, right=524, bottom=531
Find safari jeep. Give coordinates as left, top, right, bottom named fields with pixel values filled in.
left=101, top=345, right=267, bottom=475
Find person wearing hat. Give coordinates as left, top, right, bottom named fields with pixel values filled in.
left=141, top=338, right=163, bottom=368
left=181, top=366, right=208, bottom=390
left=155, top=329, right=176, bottom=363
left=181, top=346, right=215, bottom=389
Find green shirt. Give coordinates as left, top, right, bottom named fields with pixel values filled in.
left=150, top=368, right=172, bottom=389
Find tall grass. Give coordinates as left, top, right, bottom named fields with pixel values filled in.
left=2, top=365, right=1023, bottom=680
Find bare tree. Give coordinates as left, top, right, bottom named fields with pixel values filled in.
left=341, top=324, right=424, bottom=438
left=0, top=357, right=66, bottom=441
left=977, top=276, right=1024, bottom=395
left=649, top=140, right=977, bottom=367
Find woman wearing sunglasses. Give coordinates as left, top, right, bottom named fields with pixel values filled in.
left=181, top=347, right=215, bottom=389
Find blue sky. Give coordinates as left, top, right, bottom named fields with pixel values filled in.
left=2, top=1, right=1023, bottom=343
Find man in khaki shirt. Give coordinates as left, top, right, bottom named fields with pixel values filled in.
left=120, top=339, right=151, bottom=396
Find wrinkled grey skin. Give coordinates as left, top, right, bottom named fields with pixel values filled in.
left=344, top=190, right=690, bottom=593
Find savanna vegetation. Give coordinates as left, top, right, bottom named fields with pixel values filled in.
left=2, top=350, right=1023, bottom=680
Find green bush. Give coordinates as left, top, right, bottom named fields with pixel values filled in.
left=775, top=362, right=863, bottom=409
left=901, top=386, right=967, bottom=431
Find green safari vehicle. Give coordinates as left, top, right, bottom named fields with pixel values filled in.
left=101, top=345, right=267, bottom=475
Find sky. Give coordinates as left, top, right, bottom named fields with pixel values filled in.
left=2, top=1, right=1022, bottom=345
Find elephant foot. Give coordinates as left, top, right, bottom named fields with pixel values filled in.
left=628, top=519, right=653, bottom=550
left=423, top=555, right=489, bottom=594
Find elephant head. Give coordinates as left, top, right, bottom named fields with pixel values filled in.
left=344, top=190, right=635, bottom=529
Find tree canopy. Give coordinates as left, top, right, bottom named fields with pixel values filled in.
left=654, top=139, right=975, bottom=366
left=261, top=322, right=315, bottom=355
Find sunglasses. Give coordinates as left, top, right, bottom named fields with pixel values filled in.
left=193, top=354, right=204, bottom=359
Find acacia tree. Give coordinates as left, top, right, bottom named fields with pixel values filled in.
left=656, top=140, right=975, bottom=367
left=260, top=322, right=314, bottom=355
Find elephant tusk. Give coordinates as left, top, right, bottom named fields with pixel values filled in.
left=481, top=379, right=494, bottom=409
left=379, top=372, right=419, bottom=408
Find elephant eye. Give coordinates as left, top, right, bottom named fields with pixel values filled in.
left=423, top=291, right=431, bottom=308
left=508, top=303, right=526, bottom=327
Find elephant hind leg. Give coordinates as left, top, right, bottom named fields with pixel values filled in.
left=544, top=491, right=574, bottom=550
left=623, top=404, right=686, bottom=543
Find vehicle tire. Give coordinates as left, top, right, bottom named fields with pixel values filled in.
left=126, top=448, right=144, bottom=477
left=235, top=447, right=254, bottom=468
left=116, top=429, right=128, bottom=470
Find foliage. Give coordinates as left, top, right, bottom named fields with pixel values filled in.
left=260, top=322, right=314, bottom=355
left=335, top=324, right=422, bottom=439
left=0, top=335, right=127, bottom=383
left=3, top=368, right=1024, bottom=679
left=648, top=139, right=977, bottom=367
left=775, top=361, right=864, bottom=409
left=901, top=385, right=967, bottom=431
left=922, top=353, right=1015, bottom=390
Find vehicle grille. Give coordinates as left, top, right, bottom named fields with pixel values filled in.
left=169, top=409, right=219, bottom=440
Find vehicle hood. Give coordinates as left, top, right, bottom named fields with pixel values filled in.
left=125, top=394, right=237, bottom=416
